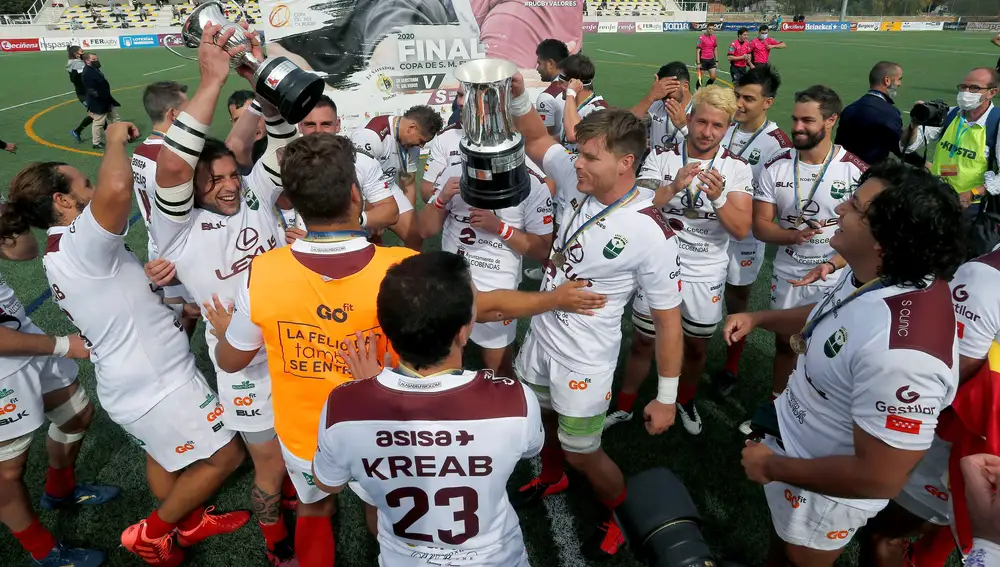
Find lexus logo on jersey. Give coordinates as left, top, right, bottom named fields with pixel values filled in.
left=799, top=199, right=820, bottom=217
left=568, top=242, right=585, bottom=264
left=236, top=228, right=260, bottom=251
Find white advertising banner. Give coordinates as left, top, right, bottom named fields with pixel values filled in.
left=78, top=36, right=121, bottom=49
left=597, top=21, right=618, bottom=33
left=636, top=22, right=662, bottom=33
left=41, top=36, right=81, bottom=51
left=856, top=21, right=881, bottom=31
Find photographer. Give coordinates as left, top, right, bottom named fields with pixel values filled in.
left=904, top=67, right=1000, bottom=212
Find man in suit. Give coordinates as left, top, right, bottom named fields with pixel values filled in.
left=82, top=53, right=120, bottom=150
left=835, top=61, right=904, bottom=165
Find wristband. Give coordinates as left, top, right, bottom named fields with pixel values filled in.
left=655, top=375, right=679, bottom=405
left=823, top=261, right=838, bottom=272
left=247, top=100, right=264, bottom=117
left=509, top=91, right=532, bottom=117
left=565, top=88, right=577, bottom=99
left=710, top=194, right=727, bottom=209
left=498, top=223, right=515, bottom=241
left=359, top=210, right=368, bottom=227
left=163, top=112, right=209, bottom=168
left=432, top=194, right=446, bottom=210
left=52, top=336, right=71, bottom=358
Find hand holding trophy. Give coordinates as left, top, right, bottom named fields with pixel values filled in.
left=167, top=1, right=324, bottom=124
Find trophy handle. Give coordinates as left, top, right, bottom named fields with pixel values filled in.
left=164, top=42, right=200, bottom=62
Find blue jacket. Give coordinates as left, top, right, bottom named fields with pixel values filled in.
left=82, top=65, right=120, bottom=115
left=834, top=90, right=902, bottom=165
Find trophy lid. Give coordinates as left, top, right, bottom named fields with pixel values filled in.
left=454, top=58, right=518, bottom=84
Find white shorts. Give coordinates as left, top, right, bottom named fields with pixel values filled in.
left=121, top=374, right=237, bottom=472
left=471, top=319, right=517, bottom=349
left=393, top=188, right=414, bottom=215
left=727, top=239, right=766, bottom=286
left=762, top=437, right=879, bottom=550
left=216, top=362, right=274, bottom=433
left=632, top=279, right=724, bottom=340
left=769, top=273, right=839, bottom=311
left=895, top=436, right=952, bottom=526
left=280, top=441, right=328, bottom=505
left=0, top=356, right=78, bottom=443
left=514, top=331, right=611, bottom=420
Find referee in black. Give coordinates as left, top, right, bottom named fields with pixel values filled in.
left=67, top=45, right=93, bottom=144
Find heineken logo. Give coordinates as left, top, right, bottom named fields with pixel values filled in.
left=232, top=380, right=255, bottom=390
left=244, top=186, right=260, bottom=211
left=830, top=180, right=849, bottom=200
left=603, top=234, right=628, bottom=259
left=0, top=388, right=14, bottom=400
left=748, top=148, right=761, bottom=165
left=199, top=393, right=217, bottom=409
left=824, top=327, right=848, bottom=358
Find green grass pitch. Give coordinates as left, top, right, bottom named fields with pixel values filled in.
left=0, top=29, right=991, bottom=566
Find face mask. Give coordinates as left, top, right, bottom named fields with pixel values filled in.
left=760, top=33, right=768, bottom=39
left=957, top=91, right=983, bottom=111
left=91, top=60, right=101, bottom=69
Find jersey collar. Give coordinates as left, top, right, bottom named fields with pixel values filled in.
left=290, top=235, right=371, bottom=256
left=377, top=368, right=477, bottom=393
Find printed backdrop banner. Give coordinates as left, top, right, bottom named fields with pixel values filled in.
left=261, top=0, right=583, bottom=131
left=967, top=22, right=1000, bottom=31
left=855, top=21, right=880, bottom=31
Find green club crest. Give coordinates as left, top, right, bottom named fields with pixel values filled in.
left=244, top=186, right=260, bottom=211
left=603, top=234, right=628, bottom=259
left=748, top=148, right=762, bottom=165
left=824, top=327, right=849, bottom=358
left=830, top=180, right=849, bottom=200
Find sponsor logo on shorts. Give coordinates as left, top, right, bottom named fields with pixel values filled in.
left=0, top=388, right=14, bottom=400
left=199, top=393, right=217, bottom=409
left=302, top=472, right=316, bottom=486
left=925, top=485, right=949, bottom=501
left=206, top=404, right=225, bottom=423
left=232, top=380, right=256, bottom=390
left=234, top=394, right=256, bottom=406
left=568, top=378, right=591, bottom=390
left=175, top=441, right=195, bottom=454
left=740, top=259, right=754, bottom=267
left=826, top=529, right=854, bottom=540
left=784, top=489, right=805, bottom=509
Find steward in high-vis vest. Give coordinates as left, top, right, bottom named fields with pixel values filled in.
left=208, top=133, right=612, bottom=567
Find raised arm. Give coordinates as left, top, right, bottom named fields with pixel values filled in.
left=509, top=73, right=559, bottom=168
left=91, top=122, right=140, bottom=235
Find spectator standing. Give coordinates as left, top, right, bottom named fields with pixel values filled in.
left=835, top=61, right=904, bottom=166
left=67, top=46, right=94, bottom=144
left=81, top=53, right=120, bottom=150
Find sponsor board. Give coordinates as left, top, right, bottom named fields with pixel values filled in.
left=901, top=21, right=943, bottom=31
left=804, top=22, right=851, bottom=32
left=881, top=21, right=903, bottom=31
left=119, top=34, right=158, bottom=48
left=850, top=22, right=858, bottom=31
left=0, top=38, right=40, bottom=52
left=721, top=21, right=758, bottom=31
left=617, top=21, right=635, bottom=33
left=582, top=21, right=598, bottom=32
left=966, top=22, right=1000, bottom=31
left=856, top=21, right=880, bottom=31
left=41, top=37, right=80, bottom=51
left=79, top=36, right=121, bottom=50
left=636, top=22, right=662, bottom=33
left=157, top=32, right=184, bottom=47
left=663, top=22, right=688, bottom=31
left=944, top=21, right=967, bottom=31
left=597, top=21, right=618, bottom=33
left=780, top=21, right=806, bottom=32
left=689, top=22, right=708, bottom=31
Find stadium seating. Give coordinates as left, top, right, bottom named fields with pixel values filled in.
left=583, top=0, right=673, bottom=17
left=51, top=0, right=262, bottom=31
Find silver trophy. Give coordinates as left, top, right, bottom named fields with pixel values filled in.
left=166, top=1, right=324, bottom=124
left=454, top=58, right=530, bottom=209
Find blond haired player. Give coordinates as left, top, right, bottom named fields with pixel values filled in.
left=605, top=86, right=753, bottom=436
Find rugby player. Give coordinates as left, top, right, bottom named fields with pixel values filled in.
left=630, top=62, right=694, bottom=153
left=151, top=24, right=297, bottom=566
left=5, top=122, right=250, bottom=566
left=728, top=160, right=963, bottom=567
left=506, top=74, right=684, bottom=558
left=311, top=251, right=544, bottom=567
left=749, top=85, right=867, bottom=434
left=0, top=222, right=114, bottom=567
left=418, top=162, right=553, bottom=377
left=561, top=54, right=608, bottom=153
left=714, top=65, right=791, bottom=395
left=352, top=105, right=443, bottom=250
left=604, top=85, right=752, bottom=434
left=535, top=38, right=570, bottom=140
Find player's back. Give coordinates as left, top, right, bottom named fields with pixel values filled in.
left=132, top=138, right=162, bottom=257
left=317, top=368, right=542, bottom=566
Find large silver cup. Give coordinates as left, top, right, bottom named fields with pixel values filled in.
left=453, top=58, right=530, bottom=209
left=168, top=1, right=324, bottom=124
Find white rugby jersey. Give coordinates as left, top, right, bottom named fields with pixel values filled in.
left=536, top=81, right=567, bottom=141
left=777, top=271, right=958, bottom=512
left=0, top=271, right=41, bottom=377
left=423, top=123, right=547, bottom=189
left=314, top=368, right=543, bottom=567
left=562, top=93, right=608, bottom=153
left=648, top=99, right=694, bottom=152
left=132, top=137, right=162, bottom=259
left=754, top=146, right=868, bottom=280
left=531, top=145, right=683, bottom=373
left=435, top=164, right=553, bottom=293
left=948, top=250, right=1000, bottom=360
left=43, top=207, right=196, bottom=424
left=150, top=158, right=284, bottom=370
left=637, top=143, right=753, bottom=282
left=720, top=122, right=791, bottom=245
left=352, top=115, right=421, bottom=180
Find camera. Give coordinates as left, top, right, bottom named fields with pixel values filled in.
left=910, top=100, right=950, bottom=127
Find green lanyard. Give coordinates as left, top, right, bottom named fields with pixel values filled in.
left=551, top=186, right=639, bottom=268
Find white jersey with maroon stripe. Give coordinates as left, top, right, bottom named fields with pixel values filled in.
left=352, top=115, right=421, bottom=180
left=754, top=146, right=868, bottom=280
left=776, top=271, right=958, bottom=512
left=42, top=206, right=195, bottom=424
left=435, top=163, right=553, bottom=293
left=562, top=93, right=608, bottom=153
left=536, top=81, right=567, bottom=142
left=949, top=250, right=1000, bottom=360
left=720, top=122, right=791, bottom=246
left=0, top=272, right=42, bottom=377
left=131, top=137, right=162, bottom=259
left=313, top=368, right=543, bottom=567
left=648, top=99, right=693, bottom=153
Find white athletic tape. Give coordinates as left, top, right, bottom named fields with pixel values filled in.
left=48, top=422, right=86, bottom=444
left=656, top=376, right=679, bottom=405
left=155, top=179, right=195, bottom=217
left=51, top=336, right=71, bottom=358
left=510, top=92, right=532, bottom=117
left=163, top=113, right=209, bottom=169
left=45, top=386, right=90, bottom=427
left=0, top=434, right=32, bottom=461
left=557, top=427, right=601, bottom=454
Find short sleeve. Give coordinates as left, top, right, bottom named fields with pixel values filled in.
left=351, top=128, right=384, bottom=162
left=537, top=92, right=556, bottom=127
left=522, top=182, right=554, bottom=236
left=541, top=144, right=579, bottom=198
left=722, top=161, right=754, bottom=197
left=636, top=222, right=683, bottom=311
left=951, top=263, right=1000, bottom=360
left=638, top=151, right=664, bottom=182
left=727, top=42, right=736, bottom=53
left=852, top=349, right=951, bottom=451
left=60, top=205, right=123, bottom=276
left=225, top=271, right=265, bottom=352
left=753, top=161, right=778, bottom=204
left=313, top=402, right=353, bottom=488
left=244, top=157, right=283, bottom=209
left=521, top=383, right=544, bottom=459
left=358, top=156, right=394, bottom=204
left=423, top=136, right=448, bottom=184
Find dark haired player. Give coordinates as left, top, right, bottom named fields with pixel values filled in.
left=729, top=161, right=963, bottom=566
left=630, top=62, right=694, bottom=153
left=535, top=38, right=570, bottom=139
left=311, top=251, right=544, bottom=566
left=561, top=53, right=608, bottom=153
